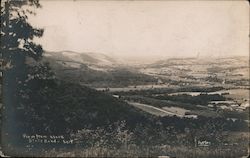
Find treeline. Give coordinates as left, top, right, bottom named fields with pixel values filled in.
left=112, top=86, right=224, bottom=96
left=154, top=94, right=226, bottom=106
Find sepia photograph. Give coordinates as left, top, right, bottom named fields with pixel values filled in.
left=0, top=0, right=249, bottom=157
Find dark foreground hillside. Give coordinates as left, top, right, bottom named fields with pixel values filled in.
left=2, top=82, right=249, bottom=157
left=2, top=73, right=153, bottom=144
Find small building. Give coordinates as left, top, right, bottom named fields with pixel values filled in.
left=157, top=79, right=164, bottom=84
left=208, top=104, right=214, bottom=108
left=184, top=115, right=198, bottom=119
left=240, top=102, right=249, bottom=109
left=112, top=95, right=121, bottom=99
left=230, top=104, right=239, bottom=107
left=220, top=105, right=232, bottom=110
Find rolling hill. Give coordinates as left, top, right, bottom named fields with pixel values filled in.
left=44, top=51, right=118, bottom=67
left=41, top=51, right=157, bottom=87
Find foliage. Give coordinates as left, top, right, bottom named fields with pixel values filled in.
left=1, top=0, right=46, bottom=149
left=71, top=120, right=134, bottom=149
left=154, top=94, right=226, bottom=106
left=113, top=86, right=224, bottom=96
left=15, top=78, right=151, bottom=135
left=1, top=0, right=44, bottom=63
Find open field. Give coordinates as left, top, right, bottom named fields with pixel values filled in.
left=127, top=102, right=187, bottom=117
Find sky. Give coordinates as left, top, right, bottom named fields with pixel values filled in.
left=29, top=0, right=249, bottom=59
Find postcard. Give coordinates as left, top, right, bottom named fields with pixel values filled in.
left=1, top=0, right=249, bottom=157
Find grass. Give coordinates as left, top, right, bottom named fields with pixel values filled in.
left=42, top=144, right=249, bottom=158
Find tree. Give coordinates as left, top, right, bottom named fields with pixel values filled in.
left=1, top=0, right=44, bottom=150
left=1, top=0, right=43, bottom=61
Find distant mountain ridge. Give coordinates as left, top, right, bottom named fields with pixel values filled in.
left=44, top=50, right=118, bottom=67
left=148, top=56, right=249, bottom=68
